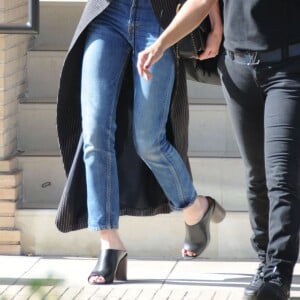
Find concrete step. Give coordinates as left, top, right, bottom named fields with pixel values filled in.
left=27, top=51, right=65, bottom=99
left=27, top=50, right=226, bottom=104
left=17, top=102, right=240, bottom=157
left=188, top=80, right=225, bottom=105
left=15, top=209, right=255, bottom=259
left=16, top=155, right=247, bottom=211
left=17, top=155, right=66, bottom=209
left=189, top=104, right=238, bottom=157
left=33, top=0, right=86, bottom=51
left=17, top=103, right=58, bottom=154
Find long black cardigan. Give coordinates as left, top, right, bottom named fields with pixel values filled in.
left=55, top=0, right=191, bottom=232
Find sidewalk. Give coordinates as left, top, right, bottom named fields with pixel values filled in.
left=1, top=256, right=300, bottom=300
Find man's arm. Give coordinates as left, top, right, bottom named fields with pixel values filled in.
left=199, top=0, right=223, bottom=60
left=137, top=0, right=217, bottom=80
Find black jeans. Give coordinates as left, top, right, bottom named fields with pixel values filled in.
left=218, top=50, right=300, bottom=283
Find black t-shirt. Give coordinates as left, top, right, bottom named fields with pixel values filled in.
left=223, top=0, right=300, bottom=52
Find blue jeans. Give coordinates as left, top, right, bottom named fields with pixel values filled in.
left=81, top=0, right=197, bottom=230
left=218, top=50, right=300, bottom=283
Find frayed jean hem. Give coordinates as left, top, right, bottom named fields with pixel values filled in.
left=88, top=224, right=119, bottom=231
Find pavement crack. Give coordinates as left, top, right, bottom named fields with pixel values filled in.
left=163, top=259, right=179, bottom=285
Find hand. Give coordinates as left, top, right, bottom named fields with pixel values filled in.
left=197, top=29, right=222, bottom=60
left=137, top=42, right=164, bottom=80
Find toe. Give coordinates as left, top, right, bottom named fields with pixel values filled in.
left=182, top=248, right=196, bottom=258
left=89, top=275, right=106, bottom=284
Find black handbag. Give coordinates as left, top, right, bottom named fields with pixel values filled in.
left=176, top=0, right=221, bottom=85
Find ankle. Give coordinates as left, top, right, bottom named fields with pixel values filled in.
left=100, top=230, right=126, bottom=250
left=184, top=196, right=209, bottom=226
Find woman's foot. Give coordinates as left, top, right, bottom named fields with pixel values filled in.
left=89, top=229, right=126, bottom=284
left=182, top=196, right=225, bottom=258
left=182, top=196, right=209, bottom=257
left=88, top=249, right=128, bottom=284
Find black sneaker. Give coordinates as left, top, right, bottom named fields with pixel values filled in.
left=244, top=263, right=264, bottom=299
left=256, top=277, right=290, bottom=300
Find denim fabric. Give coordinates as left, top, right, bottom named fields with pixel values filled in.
left=81, top=0, right=197, bottom=230
left=218, top=51, right=300, bottom=282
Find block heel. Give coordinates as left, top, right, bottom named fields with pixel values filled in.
left=183, top=196, right=226, bottom=259
left=208, top=196, right=226, bottom=223
left=115, top=253, right=127, bottom=281
left=88, top=249, right=128, bottom=284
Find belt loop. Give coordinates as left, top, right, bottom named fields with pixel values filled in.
left=252, top=51, right=259, bottom=64
left=227, top=50, right=234, bottom=60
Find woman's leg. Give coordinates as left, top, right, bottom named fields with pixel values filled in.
left=132, top=0, right=198, bottom=212
left=131, top=0, right=217, bottom=257
left=81, top=8, right=131, bottom=283
left=81, top=19, right=130, bottom=231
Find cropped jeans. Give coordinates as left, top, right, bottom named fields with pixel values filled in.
left=81, top=0, right=197, bottom=231
left=218, top=50, right=300, bottom=283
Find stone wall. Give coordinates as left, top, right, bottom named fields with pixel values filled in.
left=0, top=0, right=31, bottom=254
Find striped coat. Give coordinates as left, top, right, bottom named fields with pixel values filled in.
left=55, top=0, right=191, bottom=232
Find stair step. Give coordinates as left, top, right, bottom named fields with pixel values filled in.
left=27, top=50, right=226, bottom=104
left=15, top=209, right=255, bottom=259
left=192, top=157, right=247, bottom=211
left=27, top=51, right=65, bottom=99
left=17, top=155, right=66, bottom=209
left=34, top=1, right=85, bottom=50
left=17, top=103, right=58, bottom=153
left=16, top=155, right=247, bottom=211
left=189, top=104, right=239, bottom=157
left=188, top=81, right=225, bottom=104
left=18, top=102, right=240, bottom=157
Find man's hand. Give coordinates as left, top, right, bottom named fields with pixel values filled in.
left=197, top=30, right=222, bottom=60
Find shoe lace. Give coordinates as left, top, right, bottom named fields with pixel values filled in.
left=251, top=263, right=264, bottom=284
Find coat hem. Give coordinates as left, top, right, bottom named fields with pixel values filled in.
left=56, top=204, right=171, bottom=233
left=120, top=204, right=171, bottom=216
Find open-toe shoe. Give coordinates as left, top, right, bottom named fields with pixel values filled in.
left=88, top=249, right=127, bottom=284
left=183, top=196, right=225, bottom=259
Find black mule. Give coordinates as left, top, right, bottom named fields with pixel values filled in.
left=88, top=249, right=128, bottom=284
left=183, top=196, right=225, bottom=259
